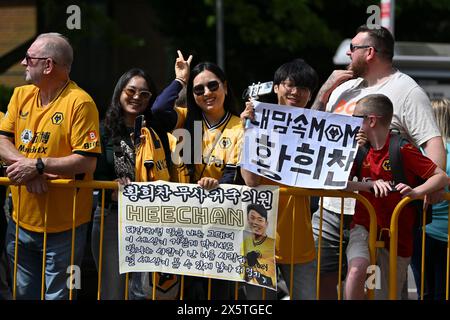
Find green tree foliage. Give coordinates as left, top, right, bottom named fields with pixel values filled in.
left=149, top=0, right=450, bottom=103
left=395, top=0, right=450, bottom=42
left=148, top=0, right=375, bottom=101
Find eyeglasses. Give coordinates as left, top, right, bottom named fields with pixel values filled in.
left=352, top=114, right=383, bottom=119
left=123, top=87, right=152, bottom=100
left=193, top=80, right=220, bottom=96
left=25, top=53, right=56, bottom=65
left=280, top=81, right=309, bottom=94
left=349, top=43, right=378, bottom=53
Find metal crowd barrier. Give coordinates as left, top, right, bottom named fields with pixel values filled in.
left=389, top=192, right=450, bottom=300
left=282, top=188, right=378, bottom=300
left=0, top=178, right=116, bottom=300
left=0, top=178, right=379, bottom=300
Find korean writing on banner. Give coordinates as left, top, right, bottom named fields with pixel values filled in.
left=241, top=101, right=363, bottom=189
left=119, top=181, right=279, bottom=291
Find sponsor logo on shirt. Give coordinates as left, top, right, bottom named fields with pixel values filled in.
left=88, top=130, right=97, bottom=141
left=51, top=112, right=64, bottom=125
left=19, top=111, right=29, bottom=119
left=18, top=145, right=48, bottom=154
left=31, top=131, right=51, bottom=144
left=382, top=159, right=391, bottom=171
left=83, top=141, right=100, bottom=150
left=20, top=129, right=33, bottom=144
left=219, top=137, right=232, bottom=149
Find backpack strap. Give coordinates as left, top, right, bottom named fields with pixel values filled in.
left=148, top=127, right=161, bottom=149
left=388, top=132, right=408, bottom=185
left=354, top=143, right=370, bottom=181
left=389, top=131, right=432, bottom=225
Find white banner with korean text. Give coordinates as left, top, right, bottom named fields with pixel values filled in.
left=118, top=181, right=279, bottom=291
left=241, top=101, right=363, bottom=189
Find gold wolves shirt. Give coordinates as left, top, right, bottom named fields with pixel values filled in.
left=135, top=127, right=170, bottom=182
left=175, top=107, right=243, bottom=182
left=167, top=132, right=190, bottom=183
left=260, top=177, right=316, bottom=264
left=0, top=81, right=101, bottom=232
left=242, top=231, right=276, bottom=288
left=0, top=112, right=4, bottom=169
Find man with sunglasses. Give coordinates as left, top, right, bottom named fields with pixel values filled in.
left=0, top=33, right=101, bottom=299
left=310, top=25, right=445, bottom=299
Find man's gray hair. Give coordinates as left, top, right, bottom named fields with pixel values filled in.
left=36, top=33, right=73, bottom=72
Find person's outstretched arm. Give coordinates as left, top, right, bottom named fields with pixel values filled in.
left=395, top=166, right=448, bottom=200
left=151, top=50, right=193, bottom=130
left=346, top=179, right=393, bottom=198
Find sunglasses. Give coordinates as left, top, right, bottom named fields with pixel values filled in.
left=25, top=53, right=56, bottom=65
left=123, top=87, right=152, bottom=100
left=193, top=80, right=220, bottom=96
left=349, top=43, right=378, bottom=53
left=352, top=114, right=383, bottom=119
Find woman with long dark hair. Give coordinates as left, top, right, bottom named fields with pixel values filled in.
left=91, top=53, right=191, bottom=300
left=178, top=62, right=243, bottom=188
left=172, top=61, right=244, bottom=299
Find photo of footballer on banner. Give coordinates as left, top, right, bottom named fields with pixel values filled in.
left=242, top=203, right=277, bottom=289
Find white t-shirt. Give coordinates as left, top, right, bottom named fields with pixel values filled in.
left=323, top=70, right=441, bottom=215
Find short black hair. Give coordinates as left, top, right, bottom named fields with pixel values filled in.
left=356, top=25, right=394, bottom=61
left=247, top=203, right=268, bottom=221
left=273, top=58, right=319, bottom=93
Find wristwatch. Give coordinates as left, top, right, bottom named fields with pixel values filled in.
left=36, top=157, right=45, bottom=175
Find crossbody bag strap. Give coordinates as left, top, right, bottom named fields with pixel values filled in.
left=197, top=114, right=232, bottom=180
